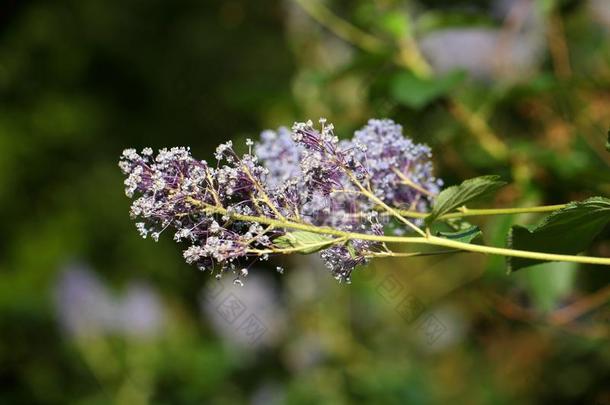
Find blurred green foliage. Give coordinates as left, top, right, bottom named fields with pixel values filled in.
left=1, top=0, right=610, bottom=404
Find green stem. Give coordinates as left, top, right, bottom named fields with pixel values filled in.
left=201, top=202, right=411, bottom=241
left=395, top=204, right=568, bottom=220
left=345, top=171, right=427, bottom=237
left=197, top=202, right=610, bottom=267
left=425, top=235, right=610, bottom=267
left=366, top=249, right=465, bottom=259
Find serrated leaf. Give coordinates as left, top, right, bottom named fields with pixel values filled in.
left=390, top=70, right=465, bottom=109
left=437, top=225, right=482, bottom=244
left=507, top=197, right=610, bottom=272
left=273, top=231, right=334, bottom=254
left=426, top=175, right=507, bottom=224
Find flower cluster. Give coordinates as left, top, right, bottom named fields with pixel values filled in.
left=120, top=118, right=441, bottom=283
left=346, top=119, right=442, bottom=212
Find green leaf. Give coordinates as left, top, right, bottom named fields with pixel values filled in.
left=507, top=197, right=610, bottom=272
left=605, top=128, right=610, bottom=152
left=390, top=70, right=465, bottom=109
left=426, top=175, right=507, bottom=224
left=273, top=231, right=334, bottom=254
left=379, top=11, right=410, bottom=39
left=415, top=10, right=496, bottom=34
left=437, top=225, right=482, bottom=244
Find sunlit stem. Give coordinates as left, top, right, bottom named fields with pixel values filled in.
left=188, top=199, right=610, bottom=268
left=365, top=249, right=463, bottom=259
left=344, top=171, right=427, bottom=237
left=424, top=234, right=610, bottom=267
left=392, top=168, right=435, bottom=197
left=242, top=164, right=286, bottom=220
left=204, top=168, right=223, bottom=207
left=394, top=204, right=569, bottom=220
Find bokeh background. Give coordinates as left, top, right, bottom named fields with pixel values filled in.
left=1, top=0, right=610, bottom=403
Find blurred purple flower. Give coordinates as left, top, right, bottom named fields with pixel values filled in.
left=54, top=264, right=165, bottom=339
left=419, top=0, right=545, bottom=82
left=199, top=273, right=284, bottom=349
left=590, top=0, right=610, bottom=29
left=119, top=282, right=165, bottom=338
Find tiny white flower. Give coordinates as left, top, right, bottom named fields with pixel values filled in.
left=135, top=222, right=148, bottom=239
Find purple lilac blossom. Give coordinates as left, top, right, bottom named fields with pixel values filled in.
left=120, top=118, right=441, bottom=283
left=346, top=119, right=442, bottom=213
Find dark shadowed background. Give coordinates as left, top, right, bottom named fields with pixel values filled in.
left=1, top=0, right=610, bottom=404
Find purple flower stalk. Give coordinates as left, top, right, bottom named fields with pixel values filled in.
left=120, top=118, right=441, bottom=283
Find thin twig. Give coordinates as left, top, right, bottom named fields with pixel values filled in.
left=549, top=284, right=610, bottom=325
